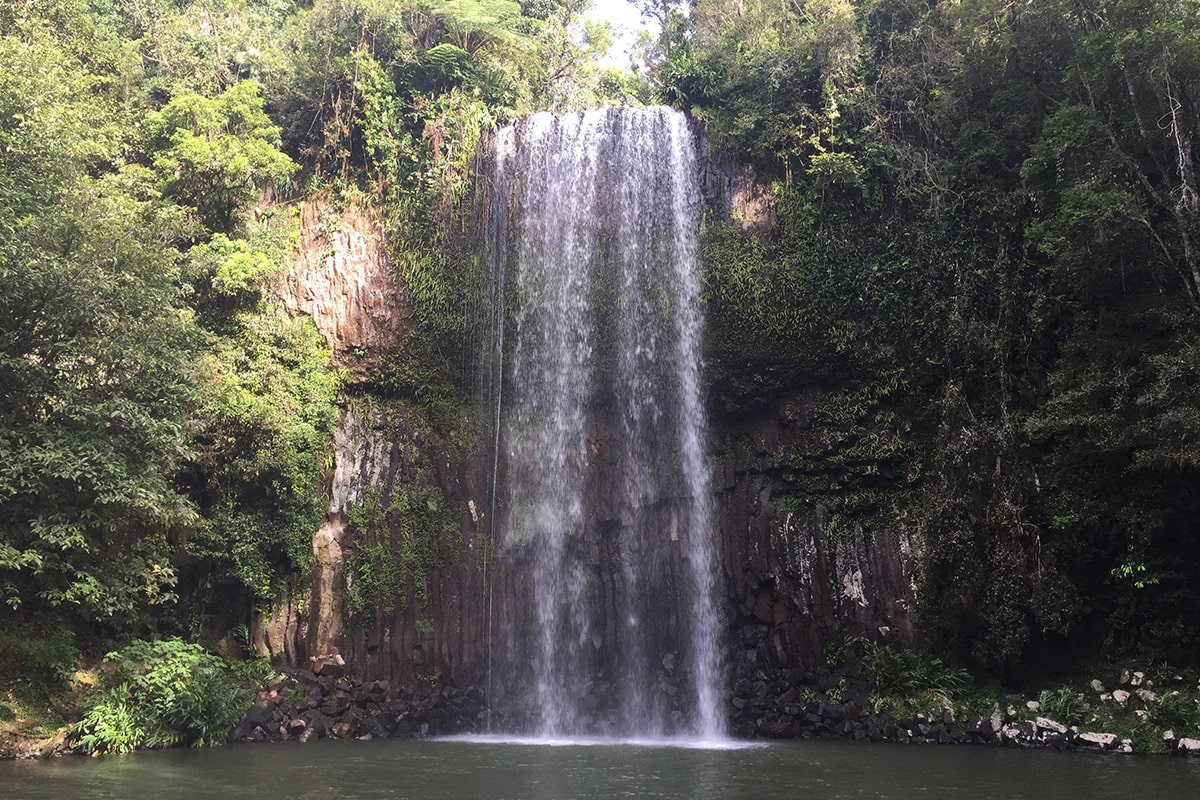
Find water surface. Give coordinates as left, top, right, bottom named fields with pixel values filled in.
left=3, top=738, right=1197, bottom=799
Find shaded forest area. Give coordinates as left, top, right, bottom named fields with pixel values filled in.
left=1, top=0, right=1199, bottom=734
left=685, top=0, right=1200, bottom=678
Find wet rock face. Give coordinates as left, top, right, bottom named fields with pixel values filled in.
left=273, top=390, right=922, bottom=715
left=713, top=396, right=920, bottom=681
left=265, top=182, right=921, bottom=720
left=698, top=149, right=777, bottom=240
left=253, top=398, right=493, bottom=689
left=265, top=366, right=920, bottom=718
left=274, top=198, right=413, bottom=378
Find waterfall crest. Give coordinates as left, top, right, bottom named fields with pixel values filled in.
left=485, top=107, right=722, bottom=739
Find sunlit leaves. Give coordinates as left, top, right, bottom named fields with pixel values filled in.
left=147, top=80, right=296, bottom=231
left=186, top=302, right=339, bottom=598
left=0, top=32, right=197, bottom=620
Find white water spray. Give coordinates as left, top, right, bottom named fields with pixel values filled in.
left=486, top=107, right=723, bottom=740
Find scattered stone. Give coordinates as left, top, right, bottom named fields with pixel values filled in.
left=1120, top=670, right=1131, bottom=685
left=1035, top=717, right=1067, bottom=735
left=312, top=650, right=346, bottom=679
left=1163, top=729, right=1177, bottom=743
left=1135, top=688, right=1159, bottom=703
left=1077, top=732, right=1117, bottom=749
left=1177, top=738, right=1200, bottom=754
left=231, top=658, right=1175, bottom=759
left=1111, top=689, right=1130, bottom=704
left=244, top=700, right=275, bottom=728
left=1134, top=710, right=1148, bottom=724
left=1130, top=671, right=1145, bottom=687
left=1090, top=679, right=1105, bottom=694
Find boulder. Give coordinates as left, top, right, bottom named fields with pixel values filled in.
left=777, top=687, right=800, bottom=706
left=819, top=702, right=846, bottom=722
left=1035, top=717, right=1067, bottom=735
left=244, top=699, right=276, bottom=729
left=312, top=650, right=346, bottom=678
left=761, top=715, right=794, bottom=736
left=1177, top=738, right=1200, bottom=754
left=1077, top=732, right=1117, bottom=749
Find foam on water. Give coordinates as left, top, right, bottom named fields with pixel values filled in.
left=436, top=734, right=764, bottom=751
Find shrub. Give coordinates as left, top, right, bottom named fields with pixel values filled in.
left=861, top=640, right=971, bottom=697
left=73, top=691, right=147, bottom=756
left=70, top=638, right=251, bottom=754
left=1036, top=687, right=1087, bottom=725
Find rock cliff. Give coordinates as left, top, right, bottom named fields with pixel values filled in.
left=262, top=165, right=920, bottom=718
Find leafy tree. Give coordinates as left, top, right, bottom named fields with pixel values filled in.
left=147, top=80, right=297, bottom=232
left=0, top=24, right=197, bottom=624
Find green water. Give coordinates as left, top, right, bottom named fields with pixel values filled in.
left=2, top=738, right=1197, bottom=799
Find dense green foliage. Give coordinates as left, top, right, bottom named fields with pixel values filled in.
left=0, top=0, right=625, bottom=729
left=0, top=14, right=197, bottom=624
left=675, top=0, right=1200, bottom=674
left=3, top=0, right=1200, bottom=750
left=70, top=639, right=252, bottom=753
left=0, top=1, right=332, bottom=645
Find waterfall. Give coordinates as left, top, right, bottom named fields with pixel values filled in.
left=485, top=107, right=723, bottom=740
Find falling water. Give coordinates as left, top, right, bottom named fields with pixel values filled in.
left=485, top=107, right=722, bottom=740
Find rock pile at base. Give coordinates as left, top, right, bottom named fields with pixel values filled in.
left=231, top=666, right=484, bottom=744
left=232, top=661, right=1200, bottom=756
left=727, top=662, right=1200, bottom=754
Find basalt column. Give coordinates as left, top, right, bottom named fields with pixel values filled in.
left=483, top=107, right=723, bottom=739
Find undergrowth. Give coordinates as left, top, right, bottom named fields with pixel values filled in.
left=69, top=639, right=253, bottom=755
